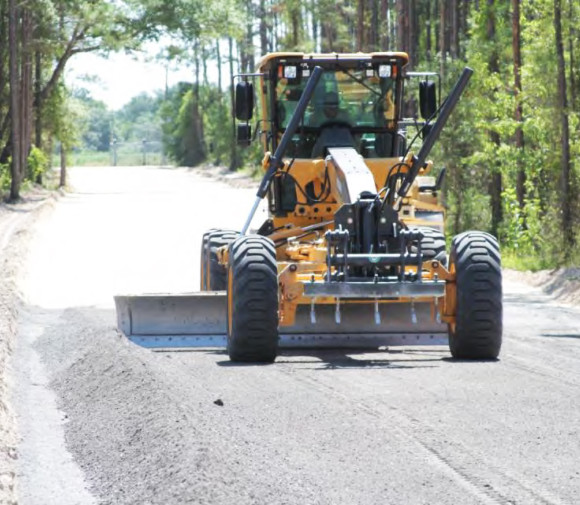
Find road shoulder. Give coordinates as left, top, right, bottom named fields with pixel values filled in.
left=0, top=187, right=56, bottom=504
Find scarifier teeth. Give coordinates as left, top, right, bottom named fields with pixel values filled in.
left=335, top=298, right=341, bottom=324
left=411, top=302, right=418, bottom=324
left=310, top=299, right=317, bottom=324
left=435, top=305, right=441, bottom=323
left=374, top=299, right=381, bottom=325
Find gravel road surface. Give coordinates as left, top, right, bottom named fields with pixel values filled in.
left=6, top=166, right=580, bottom=504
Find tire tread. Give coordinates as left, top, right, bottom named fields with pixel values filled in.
left=228, top=235, right=279, bottom=362
left=449, top=231, right=502, bottom=359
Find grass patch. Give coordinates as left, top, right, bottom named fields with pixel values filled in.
left=502, top=249, right=555, bottom=272
left=70, top=150, right=165, bottom=167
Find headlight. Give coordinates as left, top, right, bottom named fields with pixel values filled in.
left=284, top=66, right=297, bottom=79
left=378, top=65, right=392, bottom=78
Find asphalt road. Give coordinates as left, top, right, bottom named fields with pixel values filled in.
left=10, top=166, right=580, bottom=505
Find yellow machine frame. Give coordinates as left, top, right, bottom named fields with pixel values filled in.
left=216, top=52, right=457, bottom=331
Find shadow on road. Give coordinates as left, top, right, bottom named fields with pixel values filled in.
left=540, top=332, right=580, bottom=339
left=215, top=347, right=449, bottom=370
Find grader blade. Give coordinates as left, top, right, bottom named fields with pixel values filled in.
left=114, top=293, right=227, bottom=347
left=114, top=293, right=448, bottom=350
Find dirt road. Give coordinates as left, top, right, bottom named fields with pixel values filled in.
left=6, top=166, right=580, bottom=504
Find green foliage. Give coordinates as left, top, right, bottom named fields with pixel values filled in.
left=0, top=162, right=10, bottom=193
left=2, top=0, right=576, bottom=269
left=201, top=87, right=233, bottom=165
left=162, top=87, right=206, bottom=166
left=45, top=83, right=82, bottom=149
left=71, top=91, right=113, bottom=151
left=27, top=147, right=48, bottom=182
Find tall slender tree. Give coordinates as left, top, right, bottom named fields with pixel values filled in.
left=554, top=0, right=573, bottom=249
left=8, top=0, right=22, bottom=200
left=512, top=0, right=525, bottom=211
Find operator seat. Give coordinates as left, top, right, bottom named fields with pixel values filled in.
left=311, top=91, right=356, bottom=157
left=311, top=126, right=356, bottom=158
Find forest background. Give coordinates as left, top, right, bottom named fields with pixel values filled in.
left=0, top=0, right=578, bottom=270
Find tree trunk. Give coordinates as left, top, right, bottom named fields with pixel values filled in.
left=487, top=0, right=502, bottom=236
left=59, top=142, right=66, bottom=188
left=202, top=45, right=209, bottom=87
left=216, top=40, right=222, bottom=93
left=449, top=0, right=458, bottom=58
left=291, top=7, right=300, bottom=49
left=260, top=0, right=269, bottom=55
left=396, top=0, right=408, bottom=55
left=21, top=8, right=33, bottom=181
left=357, top=0, right=365, bottom=51
left=34, top=49, right=42, bottom=149
left=228, top=37, right=239, bottom=171
left=426, top=0, right=432, bottom=60
left=554, top=0, right=573, bottom=250
left=439, top=0, right=447, bottom=78
left=321, top=19, right=333, bottom=52
left=311, top=0, right=318, bottom=51
left=192, top=41, right=206, bottom=165
left=246, top=0, right=255, bottom=70
left=408, top=0, right=416, bottom=66
left=568, top=0, right=576, bottom=109
left=512, top=0, right=525, bottom=211
left=370, top=0, right=379, bottom=51
left=272, top=2, right=278, bottom=52
left=9, top=0, right=21, bottom=200
left=459, top=0, right=469, bottom=58
left=380, top=0, right=389, bottom=50
left=0, top=0, right=6, bottom=101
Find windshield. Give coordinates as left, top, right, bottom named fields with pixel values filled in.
left=276, top=68, right=397, bottom=131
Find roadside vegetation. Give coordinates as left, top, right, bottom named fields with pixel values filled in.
left=0, top=0, right=578, bottom=270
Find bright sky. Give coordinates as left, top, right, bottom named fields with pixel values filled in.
left=65, top=48, right=194, bottom=110
left=65, top=35, right=238, bottom=111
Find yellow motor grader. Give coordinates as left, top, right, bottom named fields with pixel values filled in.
left=115, top=52, right=502, bottom=362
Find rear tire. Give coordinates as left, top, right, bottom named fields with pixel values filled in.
left=200, top=229, right=217, bottom=290
left=411, top=227, right=447, bottom=266
left=449, top=231, right=502, bottom=359
left=227, top=235, right=279, bottom=362
left=206, top=230, right=239, bottom=290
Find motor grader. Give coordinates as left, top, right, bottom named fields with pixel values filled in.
left=115, top=52, right=502, bottom=362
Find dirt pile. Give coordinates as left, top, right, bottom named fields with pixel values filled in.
left=190, top=163, right=258, bottom=189
left=503, top=268, right=580, bottom=305
left=43, top=308, right=312, bottom=505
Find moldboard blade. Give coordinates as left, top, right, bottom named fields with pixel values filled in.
left=115, top=293, right=448, bottom=350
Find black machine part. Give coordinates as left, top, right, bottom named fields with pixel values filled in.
left=235, top=81, right=254, bottom=121
left=326, top=69, right=475, bottom=281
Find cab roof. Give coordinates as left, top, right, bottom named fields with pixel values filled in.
left=257, top=52, right=409, bottom=71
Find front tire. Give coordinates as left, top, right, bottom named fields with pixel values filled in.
left=227, top=235, right=279, bottom=362
left=449, top=231, right=502, bottom=359
left=205, top=229, right=239, bottom=290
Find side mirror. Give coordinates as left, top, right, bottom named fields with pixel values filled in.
left=235, top=82, right=254, bottom=121
left=419, top=81, right=437, bottom=119
left=237, top=123, right=252, bottom=147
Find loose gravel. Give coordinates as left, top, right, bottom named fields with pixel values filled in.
left=0, top=189, right=55, bottom=505
left=4, top=168, right=580, bottom=505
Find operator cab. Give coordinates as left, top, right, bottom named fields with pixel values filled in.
left=259, top=53, right=408, bottom=159
left=233, top=52, right=443, bottom=220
